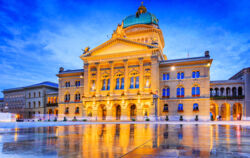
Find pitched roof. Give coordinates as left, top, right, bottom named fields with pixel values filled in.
left=3, top=81, right=58, bottom=92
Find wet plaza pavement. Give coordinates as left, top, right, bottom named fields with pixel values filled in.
left=0, top=124, right=250, bottom=157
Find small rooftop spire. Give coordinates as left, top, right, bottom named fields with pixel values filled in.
left=136, top=1, right=147, bottom=17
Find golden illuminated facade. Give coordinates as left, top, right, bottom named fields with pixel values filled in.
left=57, top=4, right=214, bottom=121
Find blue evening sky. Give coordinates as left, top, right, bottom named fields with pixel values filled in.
left=0, top=0, right=249, bottom=97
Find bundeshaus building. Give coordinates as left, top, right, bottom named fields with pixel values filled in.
left=56, top=4, right=250, bottom=121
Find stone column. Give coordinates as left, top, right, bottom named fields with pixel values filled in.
left=109, top=61, right=114, bottom=96
left=83, top=63, right=89, bottom=96
left=95, top=62, right=100, bottom=96
left=139, top=57, right=144, bottom=93
left=123, top=59, right=129, bottom=94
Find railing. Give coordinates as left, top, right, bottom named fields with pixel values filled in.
left=46, top=103, right=58, bottom=107
left=210, top=95, right=245, bottom=100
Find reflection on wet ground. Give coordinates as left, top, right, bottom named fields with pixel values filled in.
left=0, top=124, right=250, bottom=157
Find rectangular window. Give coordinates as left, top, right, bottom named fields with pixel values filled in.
left=135, top=76, right=139, bottom=88
left=192, top=71, right=196, bottom=78
left=130, top=77, right=134, bottom=88
left=196, top=71, right=200, bottom=78
left=181, top=72, right=184, bottom=79
left=177, top=73, right=180, bottom=79
left=116, top=78, right=120, bottom=89
left=107, top=79, right=110, bottom=90
left=163, top=74, right=166, bottom=80
left=167, top=73, right=169, bottom=80
left=75, top=81, right=80, bottom=87
left=102, top=79, right=106, bottom=90
left=120, top=78, right=124, bottom=89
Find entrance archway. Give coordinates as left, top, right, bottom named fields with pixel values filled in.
left=116, top=105, right=121, bottom=120
left=210, top=103, right=218, bottom=120
left=98, top=104, right=107, bottom=120
left=233, top=103, right=242, bottom=120
left=221, top=103, right=230, bottom=120
left=130, top=104, right=136, bottom=120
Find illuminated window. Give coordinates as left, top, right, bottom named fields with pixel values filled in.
left=192, top=85, right=200, bottom=97
left=64, top=94, right=70, bottom=102
left=75, top=107, right=79, bottom=114
left=177, top=86, right=185, bottom=97
left=130, top=77, right=134, bottom=88
left=162, top=87, right=170, bottom=98
left=192, top=71, right=200, bottom=78
left=193, top=103, right=199, bottom=111
left=163, top=104, right=168, bottom=112
left=75, top=93, right=80, bottom=102
left=65, top=82, right=70, bottom=87
left=75, top=81, right=80, bottom=87
left=178, top=104, right=183, bottom=111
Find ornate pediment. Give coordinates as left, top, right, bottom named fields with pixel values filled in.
left=80, top=38, right=156, bottom=59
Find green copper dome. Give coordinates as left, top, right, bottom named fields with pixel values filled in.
left=123, top=12, right=159, bottom=28
left=123, top=3, right=159, bottom=28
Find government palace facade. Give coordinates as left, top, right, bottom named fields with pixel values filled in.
left=2, top=4, right=249, bottom=121
left=55, top=4, right=250, bottom=121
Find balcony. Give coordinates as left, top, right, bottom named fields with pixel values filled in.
left=210, top=95, right=245, bottom=100
left=46, top=103, right=58, bottom=107
left=177, top=110, right=184, bottom=113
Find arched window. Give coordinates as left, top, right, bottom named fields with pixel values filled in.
left=75, top=93, right=80, bottom=102
left=177, top=86, right=184, bottom=97
left=162, top=88, right=166, bottom=97
left=215, top=88, right=219, bottom=96
left=220, top=88, right=224, bottom=96
left=75, top=107, right=79, bottom=114
left=129, top=71, right=139, bottom=89
left=64, top=94, right=70, bottom=102
left=210, top=88, right=213, bottom=96
left=115, top=73, right=124, bottom=90
left=38, top=101, right=41, bottom=107
left=232, top=87, right=237, bottom=96
left=33, top=92, right=36, bottom=98
left=38, top=92, right=41, bottom=97
left=28, top=102, right=31, bottom=108
left=163, top=104, right=168, bottom=112
left=238, top=87, right=243, bottom=96
left=33, top=101, right=36, bottom=108
left=178, top=104, right=183, bottom=112
left=192, top=85, right=200, bottom=97
left=75, top=81, right=80, bottom=87
left=65, top=107, right=69, bottom=114
left=193, top=103, right=199, bottom=111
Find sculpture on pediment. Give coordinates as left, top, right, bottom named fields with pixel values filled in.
left=112, top=22, right=126, bottom=39
left=82, top=46, right=90, bottom=54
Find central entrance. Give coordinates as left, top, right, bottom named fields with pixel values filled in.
left=98, top=104, right=107, bottom=120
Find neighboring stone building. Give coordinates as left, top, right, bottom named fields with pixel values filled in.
left=57, top=69, right=84, bottom=119
left=210, top=67, right=250, bottom=120
left=2, top=81, right=58, bottom=119
left=2, top=88, right=26, bottom=119
left=57, top=4, right=213, bottom=121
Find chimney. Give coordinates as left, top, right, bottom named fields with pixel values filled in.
left=59, top=67, right=64, bottom=72
left=205, top=50, right=210, bottom=57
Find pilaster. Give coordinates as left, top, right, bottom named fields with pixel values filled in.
left=139, top=57, right=144, bottom=93
left=95, top=62, right=100, bottom=96
left=124, top=59, right=129, bottom=94
left=83, top=63, right=89, bottom=96
left=109, top=61, right=114, bottom=96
